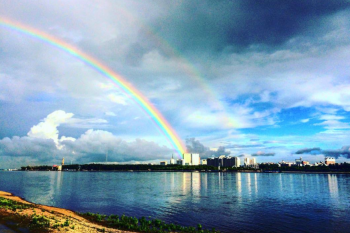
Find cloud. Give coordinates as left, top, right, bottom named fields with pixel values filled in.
left=295, top=147, right=322, bottom=155
left=27, top=110, right=74, bottom=145
left=186, top=138, right=209, bottom=155
left=0, top=136, right=57, bottom=160
left=226, top=144, right=263, bottom=149
left=295, top=146, right=350, bottom=158
left=61, top=129, right=172, bottom=163
left=301, top=118, right=310, bottom=123
left=186, top=138, right=230, bottom=158
left=251, top=152, right=275, bottom=157
left=105, top=111, right=116, bottom=117
left=152, top=0, right=350, bottom=53
left=0, top=110, right=175, bottom=168
left=323, top=146, right=350, bottom=158
left=107, top=93, right=128, bottom=105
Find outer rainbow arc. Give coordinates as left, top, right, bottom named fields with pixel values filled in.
left=116, top=8, right=240, bottom=129
left=0, top=17, right=186, bottom=157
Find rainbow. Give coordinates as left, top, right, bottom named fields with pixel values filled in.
left=0, top=17, right=186, bottom=157
left=115, top=7, right=240, bottom=129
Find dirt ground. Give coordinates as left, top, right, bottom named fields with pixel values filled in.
left=0, top=191, right=134, bottom=233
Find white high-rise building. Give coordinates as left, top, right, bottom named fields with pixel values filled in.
left=236, top=157, right=241, bottom=167
left=250, top=158, right=256, bottom=165
left=191, top=153, right=200, bottom=165
left=244, top=158, right=251, bottom=166
left=183, top=153, right=192, bottom=165
left=170, top=155, right=176, bottom=165
left=182, top=153, right=200, bottom=165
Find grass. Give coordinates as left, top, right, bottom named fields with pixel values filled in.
left=1, top=196, right=220, bottom=232
left=80, top=212, right=220, bottom=233
left=0, top=197, right=32, bottom=211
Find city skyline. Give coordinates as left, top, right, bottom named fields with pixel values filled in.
left=1, top=1, right=350, bottom=168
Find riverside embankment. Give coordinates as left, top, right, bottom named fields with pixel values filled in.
left=0, top=191, right=134, bottom=233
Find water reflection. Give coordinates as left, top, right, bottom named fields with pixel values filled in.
left=181, top=172, right=201, bottom=197
left=236, top=172, right=242, bottom=196
left=327, top=174, right=338, bottom=199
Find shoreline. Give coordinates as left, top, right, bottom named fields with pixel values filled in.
left=0, top=191, right=134, bottom=233
left=4, top=170, right=350, bottom=174
left=0, top=191, right=217, bottom=233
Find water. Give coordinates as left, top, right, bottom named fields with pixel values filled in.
left=1, top=171, right=350, bottom=232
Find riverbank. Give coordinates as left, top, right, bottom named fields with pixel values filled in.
left=0, top=191, right=217, bottom=233
left=0, top=191, right=134, bottom=233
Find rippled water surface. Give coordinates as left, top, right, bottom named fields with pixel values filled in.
left=1, top=171, right=350, bottom=232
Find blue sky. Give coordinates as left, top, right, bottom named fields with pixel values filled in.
left=1, top=0, right=350, bottom=168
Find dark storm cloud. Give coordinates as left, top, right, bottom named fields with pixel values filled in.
left=323, top=146, right=350, bottom=158
left=0, top=136, right=57, bottom=159
left=152, top=0, right=350, bottom=53
left=186, top=138, right=230, bottom=158
left=295, top=146, right=350, bottom=158
left=295, top=147, right=322, bottom=155
left=186, top=138, right=209, bottom=154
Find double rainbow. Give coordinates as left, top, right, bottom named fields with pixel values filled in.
left=0, top=17, right=186, bottom=157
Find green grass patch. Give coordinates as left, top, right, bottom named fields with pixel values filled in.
left=0, top=197, right=32, bottom=211
left=79, top=212, right=219, bottom=233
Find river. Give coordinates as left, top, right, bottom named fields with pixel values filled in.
left=0, top=171, right=349, bottom=232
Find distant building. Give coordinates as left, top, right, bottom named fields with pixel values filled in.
left=295, top=157, right=309, bottom=166
left=183, top=153, right=191, bottom=165
left=207, top=156, right=240, bottom=168
left=325, top=157, right=336, bottom=165
left=160, top=161, right=167, bottom=166
left=182, top=153, right=200, bottom=165
left=191, top=153, right=200, bottom=165
left=302, top=161, right=309, bottom=166
left=244, top=157, right=257, bottom=168
left=177, top=159, right=185, bottom=165
left=280, top=161, right=294, bottom=167
left=244, top=158, right=250, bottom=166
left=295, top=157, right=303, bottom=166
left=170, top=155, right=176, bottom=165
left=201, top=159, right=207, bottom=165
left=52, top=165, right=62, bottom=171
left=62, top=157, right=64, bottom=166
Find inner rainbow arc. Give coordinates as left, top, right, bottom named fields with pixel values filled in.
left=0, top=17, right=186, bottom=157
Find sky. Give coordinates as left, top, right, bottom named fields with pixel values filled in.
left=1, top=0, right=350, bottom=168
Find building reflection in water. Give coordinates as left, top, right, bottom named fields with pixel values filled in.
left=327, top=174, right=339, bottom=199
left=247, top=173, right=251, bottom=196
left=48, top=171, right=64, bottom=206
left=236, top=172, right=242, bottom=196
left=254, top=173, right=258, bottom=195
left=181, top=172, right=201, bottom=197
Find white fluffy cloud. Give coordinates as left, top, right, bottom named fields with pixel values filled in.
left=0, top=110, right=173, bottom=168
left=27, top=110, right=74, bottom=145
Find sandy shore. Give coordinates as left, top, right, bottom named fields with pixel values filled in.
left=0, top=191, right=134, bottom=233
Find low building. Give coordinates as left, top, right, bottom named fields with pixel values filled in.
left=160, top=161, right=167, bottom=166
left=201, top=159, right=207, bottom=165
left=325, top=157, right=336, bottom=165
left=177, top=159, right=185, bottom=165
left=280, top=161, right=294, bottom=167
left=206, top=156, right=240, bottom=168
left=295, top=157, right=310, bottom=166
